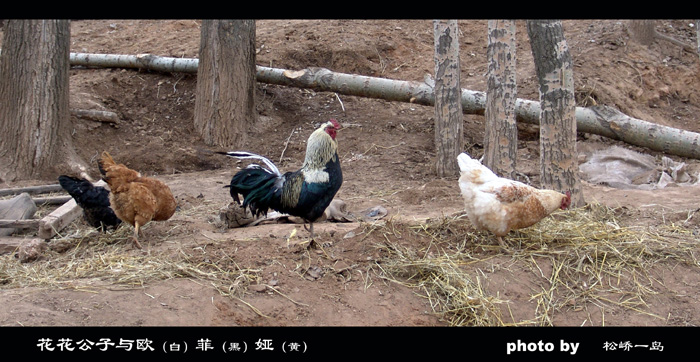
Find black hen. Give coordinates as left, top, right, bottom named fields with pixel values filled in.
left=219, top=119, right=343, bottom=239
left=58, top=175, right=122, bottom=231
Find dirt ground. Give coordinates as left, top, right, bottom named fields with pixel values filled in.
left=1, top=19, right=700, bottom=328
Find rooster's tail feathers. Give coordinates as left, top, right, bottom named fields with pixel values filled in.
left=227, top=167, right=281, bottom=217
left=217, top=151, right=281, bottom=177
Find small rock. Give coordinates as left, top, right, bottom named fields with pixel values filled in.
left=48, top=239, right=73, bottom=254
left=249, top=284, right=267, bottom=293
left=219, top=203, right=256, bottom=228
left=17, top=239, right=47, bottom=263
left=304, top=265, right=324, bottom=280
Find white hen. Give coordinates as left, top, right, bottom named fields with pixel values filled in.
left=457, top=152, right=571, bottom=249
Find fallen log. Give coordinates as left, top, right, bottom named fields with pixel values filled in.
left=68, top=52, right=700, bottom=160
left=261, top=66, right=700, bottom=160
left=71, top=109, right=119, bottom=124
left=71, top=52, right=198, bottom=73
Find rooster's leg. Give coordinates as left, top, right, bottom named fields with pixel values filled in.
left=132, top=221, right=143, bottom=249
left=303, top=221, right=316, bottom=240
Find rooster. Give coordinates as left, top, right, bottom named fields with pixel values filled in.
left=219, top=119, right=343, bottom=240
left=57, top=175, right=122, bottom=231
left=97, top=151, right=177, bottom=249
left=457, top=152, right=571, bottom=249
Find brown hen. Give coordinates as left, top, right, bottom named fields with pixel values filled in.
left=98, top=151, right=177, bottom=248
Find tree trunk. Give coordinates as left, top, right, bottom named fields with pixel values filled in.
left=0, top=20, right=73, bottom=182
left=527, top=20, right=584, bottom=207
left=433, top=20, right=463, bottom=177
left=485, top=20, right=518, bottom=179
left=628, top=20, right=657, bottom=46
left=628, top=20, right=695, bottom=53
left=194, top=20, right=256, bottom=148
left=697, top=20, right=700, bottom=62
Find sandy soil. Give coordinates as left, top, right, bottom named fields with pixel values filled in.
left=1, top=20, right=699, bottom=331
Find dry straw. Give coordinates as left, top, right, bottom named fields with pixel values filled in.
left=0, top=215, right=259, bottom=299
left=1, top=201, right=697, bottom=327
left=371, top=203, right=699, bottom=326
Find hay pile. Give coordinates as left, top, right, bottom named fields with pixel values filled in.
left=0, top=220, right=259, bottom=298
left=372, top=203, right=699, bottom=326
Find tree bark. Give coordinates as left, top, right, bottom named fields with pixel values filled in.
left=194, top=20, right=256, bottom=148
left=697, top=20, right=700, bottom=62
left=433, top=20, right=463, bottom=177
left=628, top=20, right=657, bottom=46
left=0, top=20, right=73, bottom=182
left=527, top=20, right=584, bottom=206
left=485, top=20, right=518, bottom=179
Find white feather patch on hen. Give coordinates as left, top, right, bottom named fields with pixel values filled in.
left=303, top=169, right=330, bottom=183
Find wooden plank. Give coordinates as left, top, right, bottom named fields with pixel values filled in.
left=32, top=195, right=72, bottom=205
left=0, top=237, right=24, bottom=255
left=0, top=184, right=63, bottom=197
left=0, top=219, right=40, bottom=229
left=37, top=199, right=81, bottom=239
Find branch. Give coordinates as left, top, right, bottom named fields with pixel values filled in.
left=71, top=109, right=119, bottom=124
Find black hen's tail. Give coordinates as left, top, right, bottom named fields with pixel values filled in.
left=58, top=175, right=121, bottom=230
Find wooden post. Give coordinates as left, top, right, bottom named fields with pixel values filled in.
left=433, top=20, right=463, bottom=177
left=485, top=20, right=518, bottom=179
